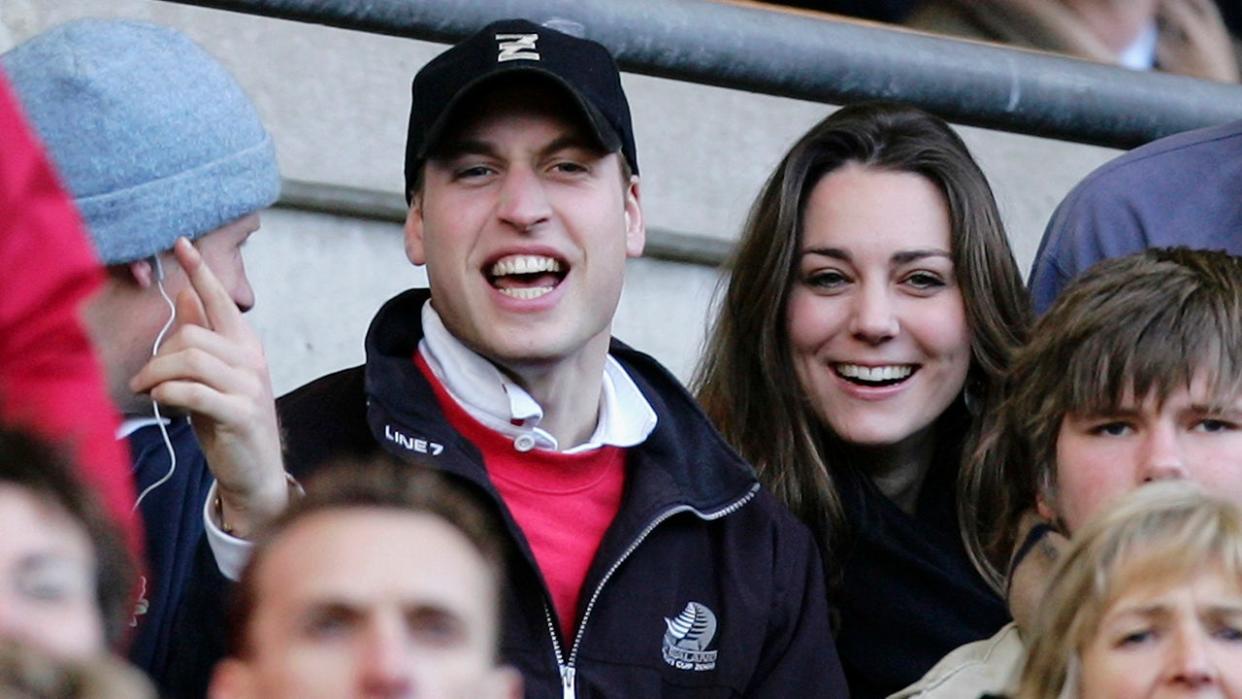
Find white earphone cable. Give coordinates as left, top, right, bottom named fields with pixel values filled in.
left=133, top=259, right=179, bottom=511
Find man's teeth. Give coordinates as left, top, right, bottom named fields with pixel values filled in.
left=491, top=255, right=561, bottom=277
left=835, top=364, right=914, bottom=382
left=498, top=286, right=554, bottom=300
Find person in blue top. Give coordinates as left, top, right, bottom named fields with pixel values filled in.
left=1030, top=118, right=1242, bottom=314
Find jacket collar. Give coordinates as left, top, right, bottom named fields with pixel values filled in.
left=362, top=289, right=758, bottom=517
left=419, top=301, right=657, bottom=452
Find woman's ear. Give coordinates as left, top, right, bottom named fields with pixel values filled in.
left=1036, top=481, right=1058, bottom=522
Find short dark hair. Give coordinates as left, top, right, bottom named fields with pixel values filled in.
left=0, top=426, right=135, bottom=648
left=226, top=455, right=506, bottom=657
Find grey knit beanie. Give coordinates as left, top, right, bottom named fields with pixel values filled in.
left=1, top=18, right=280, bottom=264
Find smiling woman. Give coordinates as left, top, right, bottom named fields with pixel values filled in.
left=693, top=101, right=1030, bottom=697
left=786, top=164, right=970, bottom=454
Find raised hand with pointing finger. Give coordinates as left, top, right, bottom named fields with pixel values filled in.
left=130, top=236, right=287, bottom=539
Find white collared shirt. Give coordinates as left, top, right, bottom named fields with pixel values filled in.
left=419, top=302, right=657, bottom=454
left=116, top=416, right=169, bottom=440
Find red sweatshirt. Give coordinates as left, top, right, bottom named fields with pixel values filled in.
left=416, top=353, right=625, bottom=642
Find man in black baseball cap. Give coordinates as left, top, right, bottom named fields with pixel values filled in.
left=278, top=18, right=845, bottom=697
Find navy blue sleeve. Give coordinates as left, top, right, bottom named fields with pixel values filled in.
left=1029, top=174, right=1151, bottom=316
left=125, top=421, right=235, bottom=698
left=164, top=534, right=232, bottom=698
left=1027, top=123, right=1242, bottom=315
left=745, top=515, right=848, bottom=698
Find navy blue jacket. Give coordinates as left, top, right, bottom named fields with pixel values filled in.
left=126, top=418, right=228, bottom=697
left=278, top=289, right=848, bottom=698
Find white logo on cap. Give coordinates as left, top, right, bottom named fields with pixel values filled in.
left=496, top=33, right=540, bottom=62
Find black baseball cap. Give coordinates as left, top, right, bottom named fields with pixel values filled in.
left=404, top=18, right=638, bottom=200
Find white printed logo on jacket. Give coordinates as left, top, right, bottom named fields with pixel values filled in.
left=662, top=601, right=719, bottom=671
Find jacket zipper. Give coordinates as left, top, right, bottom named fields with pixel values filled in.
left=542, top=603, right=572, bottom=699
left=549, top=484, right=760, bottom=699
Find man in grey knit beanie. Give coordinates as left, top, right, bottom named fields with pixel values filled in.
left=2, top=18, right=288, bottom=694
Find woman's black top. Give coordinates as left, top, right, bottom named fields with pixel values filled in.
left=831, top=416, right=1011, bottom=699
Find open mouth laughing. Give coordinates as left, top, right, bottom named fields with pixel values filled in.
left=833, top=363, right=918, bottom=388
left=486, top=254, right=568, bottom=300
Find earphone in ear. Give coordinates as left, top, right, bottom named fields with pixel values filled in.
left=149, top=254, right=175, bottom=355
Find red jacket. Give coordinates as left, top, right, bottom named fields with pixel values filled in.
left=0, top=70, right=141, bottom=556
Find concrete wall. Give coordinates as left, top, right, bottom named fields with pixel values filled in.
left=0, top=0, right=1120, bottom=394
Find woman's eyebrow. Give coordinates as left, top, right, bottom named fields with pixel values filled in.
left=1105, top=603, right=1171, bottom=624
left=892, top=249, right=952, bottom=264
left=801, top=247, right=851, bottom=260
left=798, top=248, right=952, bottom=263
left=1209, top=605, right=1242, bottom=616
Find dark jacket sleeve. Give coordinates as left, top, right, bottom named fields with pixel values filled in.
left=278, top=366, right=375, bottom=480
left=163, top=535, right=231, bottom=699
left=746, top=512, right=849, bottom=697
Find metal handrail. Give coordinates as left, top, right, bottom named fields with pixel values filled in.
left=160, top=0, right=1242, bottom=149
